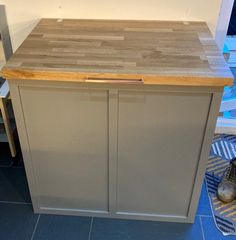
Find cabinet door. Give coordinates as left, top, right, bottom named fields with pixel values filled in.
left=117, top=90, right=211, bottom=218
left=20, top=86, right=109, bottom=213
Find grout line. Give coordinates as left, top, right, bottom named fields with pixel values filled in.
left=0, top=164, right=13, bottom=168
left=88, top=217, right=94, bottom=240
left=0, top=165, right=24, bottom=169
left=30, top=214, right=40, bottom=240
left=0, top=200, right=32, bottom=205
left=9, top=165, right=24, bottom=169
left=199, top=216, right=206, bottom=240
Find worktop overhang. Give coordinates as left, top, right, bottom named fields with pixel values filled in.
left=2, top=18, right=234, bottom=87
left=2, top=68, right=233, bottom=87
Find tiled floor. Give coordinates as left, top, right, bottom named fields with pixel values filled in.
left=0, top=143, right=235, bottom=240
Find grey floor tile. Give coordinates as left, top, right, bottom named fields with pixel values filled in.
left=197, top=181, right=212, bottom=216
left=0, top=141, right=24, bottom=167
left=33, top=214, right=92, bottom=240
left=0, top=167, right=31, bottom=203
left=11, top=140, right=25, bottom=167
left=0, top=143, right=13, bottom=166
left=91, top=216, right=204, bottom=240
left=201, top=216, right=236, bottom=240
left=0, top=203, right=38, bottom=240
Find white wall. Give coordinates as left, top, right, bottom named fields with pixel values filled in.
left=0, top=0, right=222, bottom=51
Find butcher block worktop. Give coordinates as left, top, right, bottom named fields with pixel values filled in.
left=2, top=19, right=233, bottom=86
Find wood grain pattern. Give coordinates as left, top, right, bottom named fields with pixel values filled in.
left=1, top=19, right=233, bottom=86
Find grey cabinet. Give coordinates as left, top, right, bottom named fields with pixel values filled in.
left=9, top=81, right=222, bottom=222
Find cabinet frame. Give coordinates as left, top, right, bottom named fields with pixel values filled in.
left=9, top=79, right=222, bottom=223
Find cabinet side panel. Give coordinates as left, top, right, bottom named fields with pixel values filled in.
left=187, top=91, right=223, bottom=221
left=9, top=82, right=41, bottom=212
left=19, top=86, right=109, bottom=212
left=117, top=90, right=211, bottom=218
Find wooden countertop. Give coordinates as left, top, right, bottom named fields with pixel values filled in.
left=2, top=19, right=233, bottom=86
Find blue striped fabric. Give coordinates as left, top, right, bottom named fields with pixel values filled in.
left=211, top=134, right=236, bottom=160
left=206, top=134, right=236, bottom=236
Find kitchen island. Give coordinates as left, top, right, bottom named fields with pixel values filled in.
left=2, top=19, right=233, bottom=223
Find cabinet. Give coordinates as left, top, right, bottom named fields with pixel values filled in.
left=9, top=81, right=221, bottom=222
left=4, top=18, right=231, bottom=223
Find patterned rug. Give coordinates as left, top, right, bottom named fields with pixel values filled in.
left=206, top=134, right=236, bottom=236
